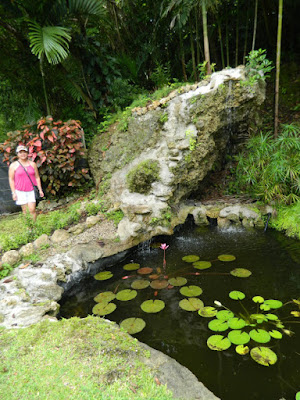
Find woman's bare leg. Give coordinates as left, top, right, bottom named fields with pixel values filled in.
left=21, top=203, right=37, bottom=222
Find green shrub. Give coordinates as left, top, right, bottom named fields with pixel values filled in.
left=269, top=202, right=300, bottom=239
left=126, top=160, right=160, bottom=194
left=242, top=49, right=274, bottom=87
left=235, top=124, right=300, bottom=204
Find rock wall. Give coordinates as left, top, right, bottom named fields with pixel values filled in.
left=89, top=67, right=266, bottom=242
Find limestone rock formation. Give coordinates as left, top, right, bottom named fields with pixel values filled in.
left=88, top=67, right=265, bottom=241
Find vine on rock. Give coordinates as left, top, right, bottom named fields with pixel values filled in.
left=0, top=116, right=90, bottom=196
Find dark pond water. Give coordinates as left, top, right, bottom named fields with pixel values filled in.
left=59, top=223, right=300, bottom=400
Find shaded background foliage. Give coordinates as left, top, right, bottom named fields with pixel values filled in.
left=0, top=0, right=299, bottom=142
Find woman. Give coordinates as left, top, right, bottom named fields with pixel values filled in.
left=9, top=145, right=44, bottom=222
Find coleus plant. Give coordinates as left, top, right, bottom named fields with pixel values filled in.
left=0, top=116, right=90, bottom=196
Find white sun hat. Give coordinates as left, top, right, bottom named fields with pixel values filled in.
left=16, top=145, right=29, bottom=153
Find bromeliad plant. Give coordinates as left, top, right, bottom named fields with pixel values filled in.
left=200, top=290, right=300, bottom=366
left=0, top=116, right=90, bottom=196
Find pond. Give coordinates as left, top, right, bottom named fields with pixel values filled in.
left=59, top=222, right=300, bottom=400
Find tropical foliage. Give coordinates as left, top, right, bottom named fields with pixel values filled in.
left=0, top=116, right=90, bottom=196
left=235, top=123, right=300, bottom=204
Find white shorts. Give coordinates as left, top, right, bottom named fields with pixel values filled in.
left=15, top=190, right=36, bottom=205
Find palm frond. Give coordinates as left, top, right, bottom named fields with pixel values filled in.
left=68, top=0, right=106, bottom=17
left=28, top=21, right=71, bottom=64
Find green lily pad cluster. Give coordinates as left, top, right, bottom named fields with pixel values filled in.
left=200, top=291, right=289, bottom=366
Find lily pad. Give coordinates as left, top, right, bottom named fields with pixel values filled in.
left=141, top=299, right=165, bottom=313
left=198, top=306, right=218, bottom=318
left=120, top=318, right=146, bottom=334
left=249, top=329, right=271, bottom=344
left=207, top=335, right=231, bottom=351
left=265, top=313, right=279, bottom=321
left=236, top=344, right=250, bottom=355
left=208, top=319, right=229, bottom=332
left=180, top=285, right=203, bottom=297
left=250, top=347, right=277, bottom=366
left=216, top=310, right=234, bottom=321
left=149, top=274, right=160, bottom=280
left=179, top=298, right=204, bottom=311
left=262, top=299, right=283, bottom=310
left=94, top=271, right=113, bottom=280
left=218, top=254, right=236, bottom=262
left=228, top=317, right=246, bottom=330
left=150, top=279, right=168, bottom=289
left=116, top=289, right=137, bottom=301
left=131, top=279, right=150, bottom=290
left=229, top=290, right=245, bottom=300
left=123, top=263, right=140, bottom=271
left=193, top=261, right=212, bottom=270
left=296, top=392, right=300, bottom=400
left=269, top=330, right=283, bottom=339
left=228, top=330, right=250, bottom=345
left=182, top=255, right=200, bottom=263
left=168, top=277, right=187, bottom=286
left=92, top=302, right=116, bottom=316
left=252, top=296, right=264, bottom=303
left=250, top=314, right=268, bottom=323
left=94, top=291, right=116, bottom=303
left=230, top=268, right=252, bottom=278
left=138, top=267, right=153, bottom=275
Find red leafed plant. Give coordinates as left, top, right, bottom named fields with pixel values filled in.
left=0, top=116, right=91, bottom=196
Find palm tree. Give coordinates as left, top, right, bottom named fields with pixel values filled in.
left=251, top=0, right=258, bottom=51
left=274, top=0, right=283, bottom=138
left=28, top=22, right=72, bottom=115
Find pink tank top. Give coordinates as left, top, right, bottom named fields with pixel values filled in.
left=14, top=164, right=37, bottom=192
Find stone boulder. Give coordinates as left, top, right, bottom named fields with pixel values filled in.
left=88, top=67, right=265, bottom=242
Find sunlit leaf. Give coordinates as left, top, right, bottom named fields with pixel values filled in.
left=94, top=271, right=113, bottom=280
left=228, top=317, right=246, bottom=330
left=182, top=255, right=200, bottom=263
left=94, top=291, right=115, bottom=303
left=228, top=330, right=250, bottom=345
left=120, top=318, right=146, bottom=334
left=208, top=319, right=229, bottom=332
left=168, top=277, right=187, bottom=286
left=265, top=313, right=279, bottom=321
left=150, top=279, right=168, bottom=289
left=291, top=311, right=300, bottom=317
left=116, top=289, right=137, bottom=301
left=92, top=302, right=116, bottom=316
left=207, top=335, right=231, bottom=351
left=198, top=306, right=218, bottom=317
left=250, top=347, right=277, bottom=366
left=269, top=330, right=283, bottom=339
left=180, top=285, right=203, bottom=297
left=141, top=299, right=165, bottom=313
left=179, top=298, right=204, bottom=311
left=249, top=329, right=271, bottom=344
left=296, top=391, right=300, bottom=400
left=252, top=296, right=264, bottom=303
left=236, top=344, right=249, bottom=355
left=250, top=314, right=268, bottom=322
left=131, top=279, right=150, bottom=289
left=230, top=268, right=252, bottom=278
left=138, top=267, right=153, bottom=275
left=229, top=290, right=245, bottom=300
left=262, top=299, right=283, bottom=310
left=218, top=254, right=236, bottom=262
left=193, top=261, right=212, bottom=270
left=123, top=263, right=140, bottom=271
left=216, top=310, right=234, bottom=321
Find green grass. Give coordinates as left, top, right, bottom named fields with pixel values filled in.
left=0, top=316, right=174, bottom=400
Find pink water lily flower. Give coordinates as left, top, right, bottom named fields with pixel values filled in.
left=160, top=243, right=169, bottom=250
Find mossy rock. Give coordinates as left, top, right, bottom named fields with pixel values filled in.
left=126, top=159, right=160, bottom=194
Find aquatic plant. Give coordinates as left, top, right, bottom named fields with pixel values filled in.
left=160, top=243, right=169, bottom=268
left=200, top=291, right=300, bottom=366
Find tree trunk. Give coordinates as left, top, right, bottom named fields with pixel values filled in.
left=202, top=0, right=211, bottom=74
left=235, top=0, right=239, bottom=66
left=189, top=20, right=197, bottom=81
left=252, top=0, right=258, bottom=51
left=39, top=57, right=51, bottom=116
left=243, top=3, right=250, bottom=64
left=217, top=16, right=225, bottom=69
left=274, top=0, right=283, bottom=138
left=179, top=31, right=188, bottom=81
left=226, top=8, right=230, bottom=67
